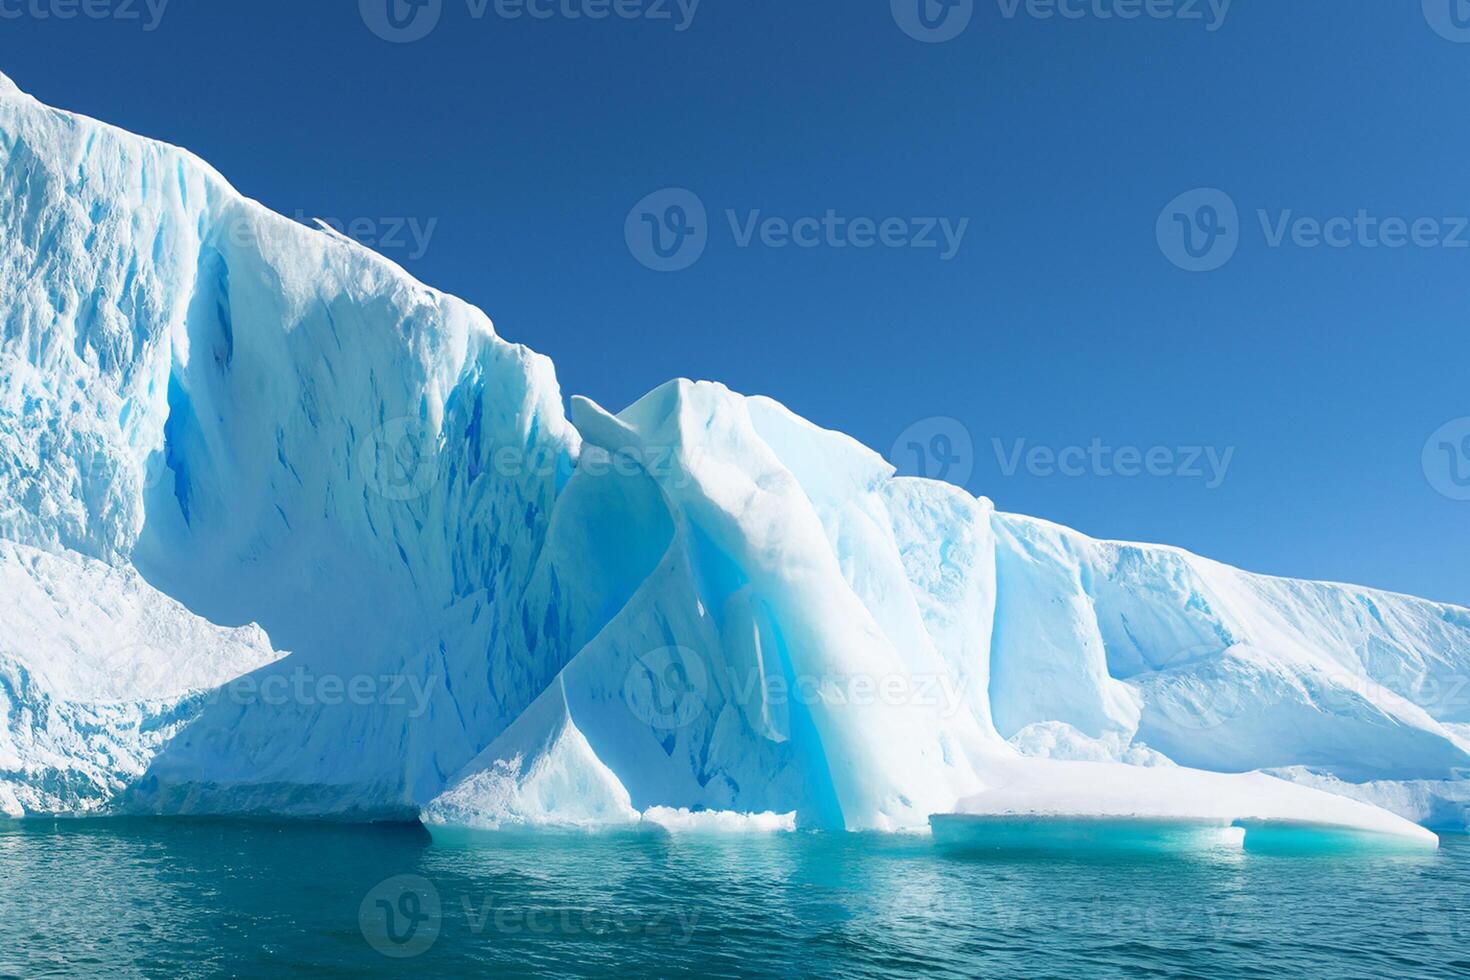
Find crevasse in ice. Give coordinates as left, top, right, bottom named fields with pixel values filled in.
left=0, top=72, right=1464, bottom=845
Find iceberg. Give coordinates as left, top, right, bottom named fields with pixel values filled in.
left=932, top=758, right=1440, bottom=854
left=0, top=70, right=1463, bottom=849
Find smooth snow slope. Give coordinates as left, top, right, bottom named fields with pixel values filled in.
left=0, top=71, right=1465, bottom=840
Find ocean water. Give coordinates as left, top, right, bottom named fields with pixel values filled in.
left=0, top=819, right=1465, bottom=978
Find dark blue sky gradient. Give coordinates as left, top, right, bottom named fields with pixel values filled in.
left=4, top=0, right=1468, bottom=602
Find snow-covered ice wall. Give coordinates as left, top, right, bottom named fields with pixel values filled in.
left=0, top=72, right=1465, bottom=839
left=0, top=70, right=577, bottom=817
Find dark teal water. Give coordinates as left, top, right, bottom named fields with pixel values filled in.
left=1, top=819, right=1466, bottom=978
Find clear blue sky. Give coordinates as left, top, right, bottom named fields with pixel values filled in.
left=3, top=0, right=1467, bottom=604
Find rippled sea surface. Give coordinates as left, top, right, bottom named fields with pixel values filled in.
left=1, top=819, right=1466, bottom=978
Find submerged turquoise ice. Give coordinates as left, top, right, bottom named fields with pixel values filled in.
left=0, top=819, right=1465, bottom=978
left=0, top=66, right=1467, bottom=846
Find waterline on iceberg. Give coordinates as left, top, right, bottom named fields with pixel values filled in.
left=0, top=68, right=1466, bottom=840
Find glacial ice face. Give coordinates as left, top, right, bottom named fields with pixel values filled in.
left=512, top=386, right=1001, bottom=830
left=0, top=71, right=1467, bottom=838
left=0, top=540, right=281, bottom=816
left=423, top=382, right=1457, bottom=841
left=988, top=515, right=1470, bottom=784
left=0, top=73, right=578, bottom=817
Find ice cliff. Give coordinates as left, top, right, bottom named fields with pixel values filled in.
left=0, top=72, right=1464, bottom=845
